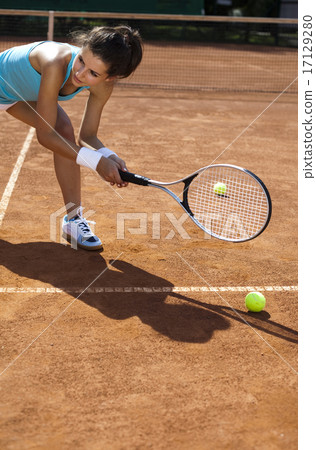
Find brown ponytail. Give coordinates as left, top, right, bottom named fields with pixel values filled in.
left=71, top=25, right=143, bottom=79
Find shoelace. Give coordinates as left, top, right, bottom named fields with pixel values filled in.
left=70, top=215, right=97, bottom=242
left=76, top=218, right=95, bottom=237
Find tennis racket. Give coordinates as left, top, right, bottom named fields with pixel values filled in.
left=119, top=164, right=271, bottom=242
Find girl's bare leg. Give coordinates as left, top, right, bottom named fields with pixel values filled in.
left=7, top=101, right=81, bottom=216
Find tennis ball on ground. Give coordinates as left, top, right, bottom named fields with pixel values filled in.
left=214, top=182, right=227, bottom=195
left=245, top=292, right=266, bottom=312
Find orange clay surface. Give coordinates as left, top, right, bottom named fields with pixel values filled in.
left=0, top=87, right=297, bottom=449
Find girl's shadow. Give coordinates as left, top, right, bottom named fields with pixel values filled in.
left=0, top=239, right=297, bottom=344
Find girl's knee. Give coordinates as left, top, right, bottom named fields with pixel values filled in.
left=55, top=113, right=75, bottom=142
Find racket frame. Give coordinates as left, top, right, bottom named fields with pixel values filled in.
left=119, top=164, right=272, bottom=242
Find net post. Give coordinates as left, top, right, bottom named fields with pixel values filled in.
left=47, top=10, right=54, bottom=41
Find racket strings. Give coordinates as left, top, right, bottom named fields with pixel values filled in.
left=187, top=167, right=269, bottom=241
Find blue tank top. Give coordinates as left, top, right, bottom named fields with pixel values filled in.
left=0, top=41, right=88, bottom=104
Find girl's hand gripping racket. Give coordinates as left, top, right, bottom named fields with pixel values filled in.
left=119, top=164, right=271, bottom=242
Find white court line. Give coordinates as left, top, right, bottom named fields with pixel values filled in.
left=0, top=252, right=124, bottom=377
left=0, top=127, right=35, bottom=227
left=0, top=285, right=298, bottom=294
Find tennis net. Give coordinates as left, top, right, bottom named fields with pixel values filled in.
left=0, top=9, right=298, bottom=93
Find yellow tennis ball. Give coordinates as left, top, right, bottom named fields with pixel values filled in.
left=214, top=182, right=227, bottom=195
left=245, top=292, right=266, bottom=312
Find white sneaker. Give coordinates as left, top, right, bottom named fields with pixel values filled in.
left=62, top=210, right=103, bottom=251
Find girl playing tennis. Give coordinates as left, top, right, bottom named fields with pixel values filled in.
left=0, top=26, right=143, bottom=250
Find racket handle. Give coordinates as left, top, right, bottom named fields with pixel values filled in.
left=119, top=169, right=149, bottom=186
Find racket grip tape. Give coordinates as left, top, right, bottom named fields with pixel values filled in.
left=119, top=169, right=149, bottom=186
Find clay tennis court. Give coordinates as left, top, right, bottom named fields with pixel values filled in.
left=1, top=38, right=297, bottom=449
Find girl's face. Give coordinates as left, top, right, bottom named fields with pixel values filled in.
left=72, top=47, right=113, bottom=87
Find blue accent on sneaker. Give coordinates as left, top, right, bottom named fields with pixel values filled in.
left=62, top=210, right=103, bottom=251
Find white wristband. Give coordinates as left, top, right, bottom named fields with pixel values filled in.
left=97, top=147, right=118, bottom=158
left=76, top=147, right=103, bottom=171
